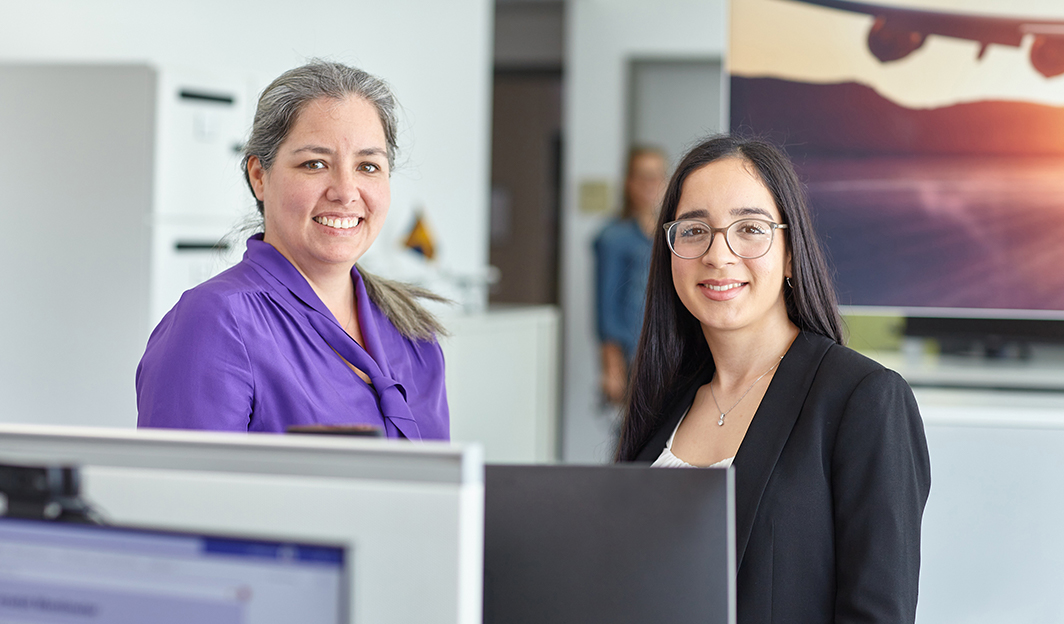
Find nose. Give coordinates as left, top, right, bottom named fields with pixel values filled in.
left=326, top=168, right=361, bottom=205
left=700, top=230, right=736, bottom=267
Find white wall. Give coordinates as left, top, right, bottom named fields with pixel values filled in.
left=0, top=1, right=493, bottom=289
left=562, top=0, right=728, bottom=461
left=0, top=0, right=493, bottom=426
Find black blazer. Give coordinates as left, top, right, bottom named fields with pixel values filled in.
left=632, top=332, right=931, bottom=624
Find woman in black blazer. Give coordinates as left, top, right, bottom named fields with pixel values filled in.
left=616, top=135, right=931, bottom=624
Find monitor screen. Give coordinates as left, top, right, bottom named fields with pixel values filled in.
left=483, top=464, right=735, bottom=624
left=0, top=517, right=347, bottom=624
left=729, top=0, right=1064, bottom=322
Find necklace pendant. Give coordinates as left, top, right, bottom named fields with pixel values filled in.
left=717, top=414, right=726, bottom=426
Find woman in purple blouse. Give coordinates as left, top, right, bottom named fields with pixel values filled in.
left=136, top=61, right=449, bottom=439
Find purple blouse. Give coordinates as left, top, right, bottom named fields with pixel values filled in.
left=136, top=236, right=448, bottom=440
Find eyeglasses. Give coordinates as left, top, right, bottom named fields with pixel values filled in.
left=663, top=218, right=788, bottom=260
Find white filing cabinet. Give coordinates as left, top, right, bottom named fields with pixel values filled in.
left=442, top=305, right=560, bottom=463
left=0, top=64, right=251, bottom=428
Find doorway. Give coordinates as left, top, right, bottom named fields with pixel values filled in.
left=489, top=70, right=564, bottom=305
left=628, top=58, right=725, bottom=166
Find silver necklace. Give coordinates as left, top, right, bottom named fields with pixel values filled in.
left=709, top=354, right=785, bottom=426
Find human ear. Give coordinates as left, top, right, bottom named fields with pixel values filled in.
left=247, top=156, right=267, bottom=201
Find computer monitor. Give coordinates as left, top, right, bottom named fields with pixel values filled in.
left=0, top=424, right=484, bottom=624
left=483, top=464, right=735, bottom=624
left=0, top=516, right=347, bottom=624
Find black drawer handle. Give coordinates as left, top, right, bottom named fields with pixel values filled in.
left=175, top=241, right=230, bottom=252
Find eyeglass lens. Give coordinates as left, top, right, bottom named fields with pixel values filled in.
left=668, top=219, right=776, bottom=259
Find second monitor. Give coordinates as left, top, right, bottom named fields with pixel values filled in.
left=484, top=464, right=735, bottom=624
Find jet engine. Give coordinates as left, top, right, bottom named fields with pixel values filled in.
left=866, top=16, right=927, bottom=62
left=1030, top=35, right=1064, bottom=78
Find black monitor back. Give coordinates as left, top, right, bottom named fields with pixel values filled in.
left=484, top=464, right=735, bottom=624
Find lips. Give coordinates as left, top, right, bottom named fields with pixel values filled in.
left=699, top=280, right=747, bottom=301
left=313, top=215, right=362, bottom=230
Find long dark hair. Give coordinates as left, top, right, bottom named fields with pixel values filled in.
left=615, top=135, right=843, bottom=462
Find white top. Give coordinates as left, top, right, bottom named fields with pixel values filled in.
left=651, top=407, right=735, bottom=469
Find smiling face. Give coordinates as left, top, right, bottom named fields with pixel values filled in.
left=247, top=96, right=390, bottom=281
left=671, top=156, right=792, bottom=339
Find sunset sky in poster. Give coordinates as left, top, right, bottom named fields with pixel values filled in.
left=731, top=0, right=1064, bottom=109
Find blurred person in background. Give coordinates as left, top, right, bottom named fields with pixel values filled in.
left=594, top=146, right=668, bottom=405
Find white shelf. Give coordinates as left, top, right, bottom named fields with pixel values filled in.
left=860, top=345, right=1064, bottom=393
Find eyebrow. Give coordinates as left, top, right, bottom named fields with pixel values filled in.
left=290, top=145, right=388, bottom=158
left=676, top=206, right=775, bottom=220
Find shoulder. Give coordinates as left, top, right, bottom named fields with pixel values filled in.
left=185, top=260, right=266, bottom=300
left=822, top=346, right=930, bottom=505
left=820, top=342, right=887, bottom=380
left=150, top=261, right=273, bottom=343
left=789, top=334, right=915, bottom=417
left=171, top=260, right=267, bottom=312
left=595, top=218, right=641, bottom=247
left=806, top=342, right=921, bottom=437
left=790, top=338, right=928, bottom=483
left=786, top=330, right=891, bottom=387
left=822, top=343, right=911, bottom=397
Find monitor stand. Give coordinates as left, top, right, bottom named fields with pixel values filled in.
left=0, top=464, right=103, bottom=524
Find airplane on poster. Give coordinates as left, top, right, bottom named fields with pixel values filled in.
left=785, top=0, right=1064, bottom=77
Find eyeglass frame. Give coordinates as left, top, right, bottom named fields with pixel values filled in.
left=662, top=217, right=789, bottom=260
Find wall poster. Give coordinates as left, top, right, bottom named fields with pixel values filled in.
left=730, top=0, right=1064, bottom=316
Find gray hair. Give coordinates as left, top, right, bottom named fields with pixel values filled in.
left=360, top=267, right=450, bottom=340
left=241, top=60, right=400, bottom=215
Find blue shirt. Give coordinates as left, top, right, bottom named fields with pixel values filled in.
left=594, top=218, right=652, bottom=362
